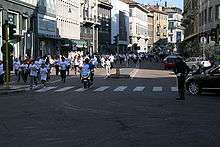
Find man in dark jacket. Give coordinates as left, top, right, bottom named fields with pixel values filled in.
left=174, top=57, right=191, bottom=100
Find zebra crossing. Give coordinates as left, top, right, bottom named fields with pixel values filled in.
left=32, top=86, right=179, bottom=93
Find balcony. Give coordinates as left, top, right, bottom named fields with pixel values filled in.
left=83, top=17, right=95, bottom=26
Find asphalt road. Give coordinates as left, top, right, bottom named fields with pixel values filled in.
left=0, top=61, right=220, bottom=147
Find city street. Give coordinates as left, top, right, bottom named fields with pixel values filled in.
left=1, top=61, right=220, bottom=147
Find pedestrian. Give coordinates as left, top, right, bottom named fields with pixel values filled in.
left=74, top=55, right=80, bottom=75
left=45, top=59, right=51, bottom=81
left=59, top=57, right=68, bottom=83
left=0, top=60, right=4, bottom=85
left=40, top=63, right=48, bottom=87
left=29, top=60, right=38, bottom=89
left=105, top=58, right=111, bottom=78
left=54, top=58, right=60, bottom=76
left=13, top=58, right=21, bottom=82
left=174, top=57, right=190, bottom=100
left=20, top=61, right=29, bottom=83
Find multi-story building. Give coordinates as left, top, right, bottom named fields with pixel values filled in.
left=56, top=0, right=80, bottom=40
left=111, top=0, right=129, bottom=53
left=36, top=0, right=58, bottom=58
left=97, top=0, right=113, bottom=54
left=56, top=0, right=81, bottom=53
left=164, top=7, right=184, bottom=46
left=182, top=0, right=200, bottom=44
left=0, top=0, right=37, bottom=60
left=80, top=0, right=99, bottom=55
left=147, top=13, right=154, bottom=50
left=129, top=2, right=149, bottom=53
left=199, top=0, right=220, bottom=44
left=147, top=5, right=168, bottom=44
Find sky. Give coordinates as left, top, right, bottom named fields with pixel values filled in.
left=136, top=0, right=183, bottom=10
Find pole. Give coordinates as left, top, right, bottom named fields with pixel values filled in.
left=5, top=22, right=9, bottom=88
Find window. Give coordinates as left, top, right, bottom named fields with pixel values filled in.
left=216, top=5, right=220, bottom=20
left=208, top=7, right=213, bottom=22
left=204, top=9, right=207, bottom=23
left=22, top=17, right=27, bottom=30
left=168, top=14, right=173, bottom=18
left=168, top=22, right=174, bottom=29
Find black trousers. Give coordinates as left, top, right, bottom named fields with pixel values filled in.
left=177, top=75, right=186, bottom=99
left=60, top=70, right=66, bottom=82
left=0, top=73, right=4, bottom=85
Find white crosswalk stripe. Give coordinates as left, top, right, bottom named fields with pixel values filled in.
left=94, top=86, right=110, bottom=92
left=74, top=88, right=87, bottom=92
left=133, top=86, right=145, bottom=92
left=54, top=86, right=75, bottom=92
left=153, top=87, right=163, bottom=92
left=35, top=86, right=57, bottom=92
left=113, top=86, right=128, bottom=92
left=171, top=87, right=178, bottom=92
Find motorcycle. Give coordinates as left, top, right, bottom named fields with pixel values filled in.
left=80, top=70, right=91, bottom=89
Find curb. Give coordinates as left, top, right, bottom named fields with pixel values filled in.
left=0, top=88, right=28, bottom=96
left=109, top=74, right=131, bottom=79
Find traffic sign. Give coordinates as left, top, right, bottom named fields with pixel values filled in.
left=200, top=37, right=207, bottom=44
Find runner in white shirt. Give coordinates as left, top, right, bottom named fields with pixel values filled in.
left=0, top=60, right=4, bottom=85
left=40, top=63, right=48, bottom=87
left=74, top=56, right=80, bottom=75
left=105, top=58, right=111, bottom=77
left=29, top=61, right=38, bottom=89
left=59, top=57, right=68, bottom=83
left=13, top=58, right=21, bottom=82
left=20, top=62, right=29, bottom=83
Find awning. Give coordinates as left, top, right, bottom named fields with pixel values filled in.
left=71, top=39, right=88, bottom=48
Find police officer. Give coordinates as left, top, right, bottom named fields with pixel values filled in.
left=174, top=57, right=190, bottom=100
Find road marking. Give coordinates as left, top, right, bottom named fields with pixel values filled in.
left=54, top=86, right=75, bottom=92
left=35, top=86, right=57, bottom=92
left=130, top=69, right=139, bottom=79
left=133, top=86, right=145, bottom=92
left=113, top=86, right=127, bottom=92
left=153, top=87, right=162, bottom=92
left=74, top=88, right=87, bottom=92
left=171, top=87, right=178, bottom=92
left=94, top=86, right=110, bottom=92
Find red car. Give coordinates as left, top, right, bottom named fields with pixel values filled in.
left=163, top=55, right=182, bottom=70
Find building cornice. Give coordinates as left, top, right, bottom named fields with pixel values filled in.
left=129, top=2, right=149, bottom=13
left=98, top=1, right=113, bottom=9
left=6, top=0, right=36, bottom=10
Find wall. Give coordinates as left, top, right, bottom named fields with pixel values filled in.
left=56, top=0, right=80, bottom=40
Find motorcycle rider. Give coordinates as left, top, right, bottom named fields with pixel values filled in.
left=80, top=58, right=94, bottom=84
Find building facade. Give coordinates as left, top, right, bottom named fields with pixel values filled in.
left=36, top=0, right=58, bottom=58
left=56, top=0, right=80, bottom=40
left=80, top=0, right=99, bottom=55
left=0, top=0, right=37, bottom=60
left=111, top=0, right=129, bottom=53
left=164, top=7, right=184, bottom=46
left=199, top=0, right=220, bottom=44
left=147, top=13, right=154, bottom=50
left=97, top=0, right=113, bottom=54
left=129, top=2, right=149, bottom=53
left=147, top=5, right=168, bottom=44
left=182, top=0, right=199, bottom=42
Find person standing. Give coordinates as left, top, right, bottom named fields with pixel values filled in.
left=174, top=57, right=190, bottom=100
left=59, top=57, right=68, bottom=83
left=0, top=60, right=4, bottom=85
left=13, top=58, right=21, bottom=82
left=40, top=63, right=48, bottom=87
left=105, top=58, right=111, bottom=78
left=29, top=61, right=38, bottom=89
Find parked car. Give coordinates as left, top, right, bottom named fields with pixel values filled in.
left=185, top=57, right=211, bottom=70
left=186, top=65, right=220, bottom=95
left=163, top=55, right=182, bottom=70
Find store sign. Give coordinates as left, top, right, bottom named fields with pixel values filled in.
left=38, top=14, right=57, bottom=37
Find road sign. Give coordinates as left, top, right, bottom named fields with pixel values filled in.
left=200, top=37, right=207, bottom=44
